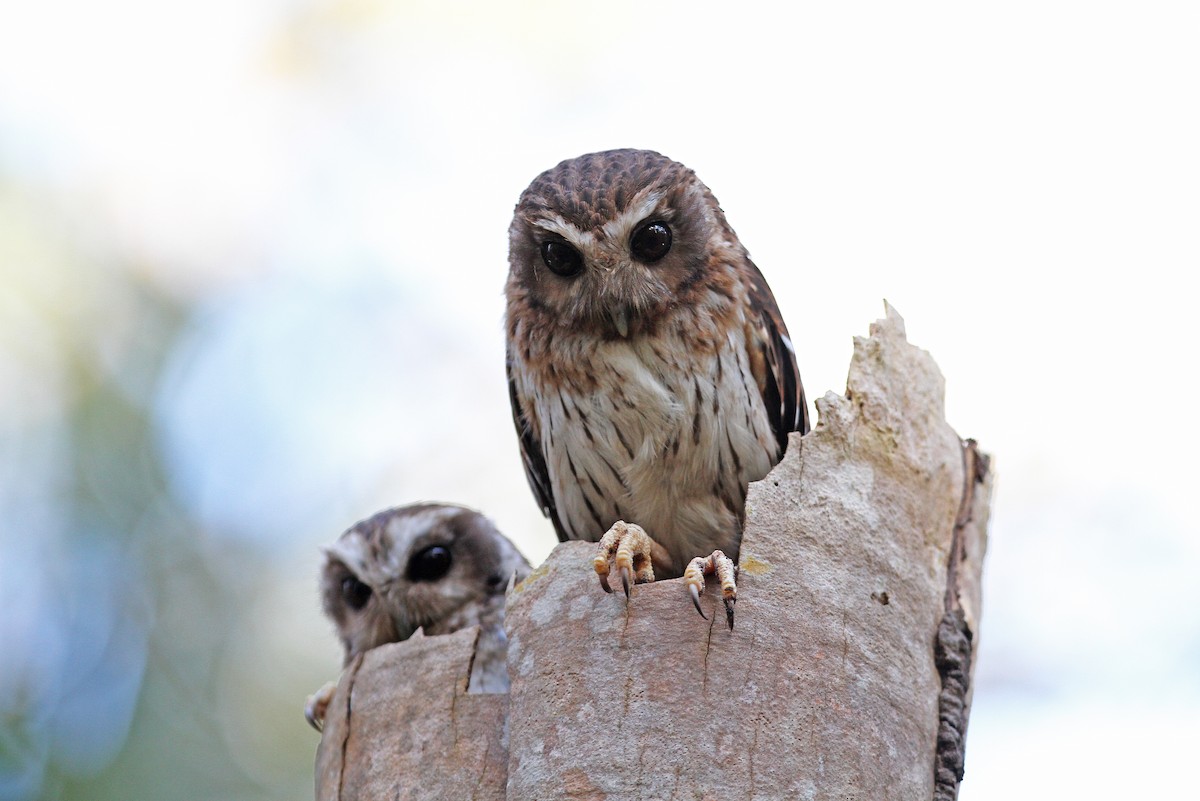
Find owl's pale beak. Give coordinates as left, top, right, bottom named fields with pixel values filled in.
left=610, top=307, right=630, bottom=338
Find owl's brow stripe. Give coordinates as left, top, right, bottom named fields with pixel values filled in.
left=533, top=216, right=594, bottom=250
left=532, top=191, right=664, bottom=248
left=599, top=190, right=664, bottom=241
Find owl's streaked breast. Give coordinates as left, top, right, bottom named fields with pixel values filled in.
left=515, top=306, right=779, bottom=575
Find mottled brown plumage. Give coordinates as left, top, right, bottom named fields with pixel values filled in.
left=505, top=149, right=807, bottom=626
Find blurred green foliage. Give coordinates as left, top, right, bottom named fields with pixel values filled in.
left=0, top=180, right=324, bottom=801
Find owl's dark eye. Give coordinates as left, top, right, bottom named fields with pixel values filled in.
left=408, top=545, right=453, bottom=582
left=340, top=576, right=372, bottom=611
left=630, top=221, right=672, bottom=263
left=540, top=240, right=583, bottom=277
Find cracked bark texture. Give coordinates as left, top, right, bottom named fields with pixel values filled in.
left=314, top=627, right=508, bottom=801
left=504, top=304, right=991, bottom=799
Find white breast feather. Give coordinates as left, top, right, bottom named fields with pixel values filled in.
left=532, top=320, right=778, bottom=574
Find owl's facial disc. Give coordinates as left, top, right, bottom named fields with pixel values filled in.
left=527, top=210, right=676, bottom=338
left=510, top=164, right=719, bottom=340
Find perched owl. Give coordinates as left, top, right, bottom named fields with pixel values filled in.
left=505, top=149, right=808, bottom=629
left=305, top=503, right=530, bottom=730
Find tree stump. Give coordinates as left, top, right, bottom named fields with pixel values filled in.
left=315, top=304, right=991, bottom=800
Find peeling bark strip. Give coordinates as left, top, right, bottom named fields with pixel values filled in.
left=946, top=440, right=990, bottom=616
left=934, top=608, right=973, bottom=799
left=934, top=440, right=990, bottom=801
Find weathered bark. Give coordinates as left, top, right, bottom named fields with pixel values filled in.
left=315, top=304, right=991, bottom=801
left=314, top=628, right=508, bottom=801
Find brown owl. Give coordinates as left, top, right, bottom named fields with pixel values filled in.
left=505, top=149, right=808, bottom=629
left=305, top=503, right=530, bottom=730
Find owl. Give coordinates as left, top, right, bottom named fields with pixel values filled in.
left=505, top=149, right=808, bottom=629
left=305, top=503, right=530, bottom=730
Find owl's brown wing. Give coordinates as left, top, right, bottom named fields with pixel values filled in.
left=507, top=359, right=570, bottom=542
left=744, top=261, right=809, bottom=453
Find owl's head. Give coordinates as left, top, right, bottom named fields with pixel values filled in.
left=320, top=503, right=529, bottom=665
left=507, top=149, right=739, bottom=338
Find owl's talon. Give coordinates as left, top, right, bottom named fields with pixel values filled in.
left=689, top=583, right=707, bottom=619
left=685, top=550, right=738, bottom=628
left=305, top=680, right=337, bottom=732
left=594, top=552, right=615, bottom=593
left=594, top=521, right=656, bottom=598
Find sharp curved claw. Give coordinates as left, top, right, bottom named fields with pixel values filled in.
left=305, top=708, right=323, bottom=733
left=620, top=566, right=632, bottom=599
left=690, top=584, right=707, bottom=619
left=724, top=598, right=736, bottom=631
left=598, top=573, right=614, bottom=593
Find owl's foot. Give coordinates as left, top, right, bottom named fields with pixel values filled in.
left=684, top=550, right=738, bottom=630
left=304, top=680, right=337, bottom=732
left=593, top=521, right=659, bottom=596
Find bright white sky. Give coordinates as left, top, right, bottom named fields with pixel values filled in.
left=2, top=1, right=1198, bottom=797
